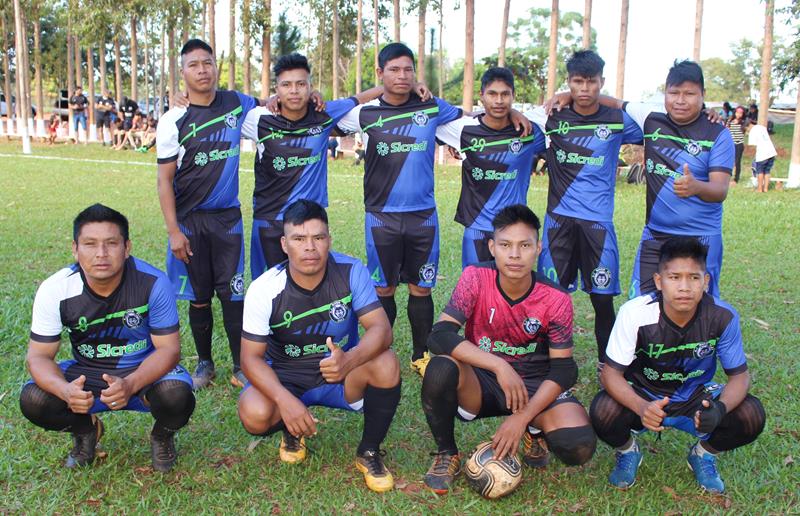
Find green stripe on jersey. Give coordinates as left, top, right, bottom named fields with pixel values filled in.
left=72, top=304, right=149, bottom=332
left=271, top=294, right=353, bottom=330
left=178, top=106, right=244, bottom=146
left=360, top=106, right=440, bottom=132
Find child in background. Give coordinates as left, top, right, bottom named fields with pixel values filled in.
left=48, top=114, right=59, bottom=144
left=747, top=124, right=777, bottom=193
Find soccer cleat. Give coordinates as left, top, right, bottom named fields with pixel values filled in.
left=65, top=417, right=104, bottom=468
left=191, top=360, right=216, bottom=390
left=687, top=444, right=725, bottom=493
left=424, top=451, right=462, bottom=494
left=230, top=369, right=247, bottom=389
left=279, top=432, right=307, bottom=464
left=355, top=449, right=394, bottom=492
left=410, top=352, right=431, bottom=378
left=150, top=431, right=178, bottom=472
left=608, top=442, right=643, bottom=489
left=522, top=430, right=550, bottom=468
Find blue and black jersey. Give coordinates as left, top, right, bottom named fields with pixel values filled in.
left=625, top=103, right=734, bottom=235
left=535, top=105, right=642, bottom=223
left=242, top=252, right=382, bottom=370
left=336, top=93, right=462, bottom=212
left=436, top=115, right=545, bottom=232
left=242, top=98, right=358, bottom=220
left=606, top=292, right=747, bottom=403
left=156, top=90, right=257, bottom=220
left=30, top=257, right=179, bottom=391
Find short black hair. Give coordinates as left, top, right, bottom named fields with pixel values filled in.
left=180, top=38, right=214, bottom=58
left=283, top=199, right=329, bottom=227
left=481, top=67, right=515, bottom=93
left=658, top=236, right=707, bottom=272
left=491, top=204, right=540, bottom=236
left=666, top=59, right=704, bottom=90
left=566, top=50, right=605, bottom=78
left=73, top=203, right=129, bottom=242
left=378, top=43, right=415, bottom=70
left=274, top=53, right=311, bottom=79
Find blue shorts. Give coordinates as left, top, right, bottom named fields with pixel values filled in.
left=250, top=218, right=286, bottom=280
left=241, top=365, right=363, bottom=412
left=537, top=213, right=620, bottom=295
left=629, top=226, right=723, bottom=299
left=461, top=227, right=493, bottom=269
left=754, top=157, right=775, bottom=175
left=635, top=382, right=723, bottom=440
left=73, top=112, right=87, bottom=131
left=365, top=208, right=439, bottom=288
left=166, top=207, right=245, bottom=302
left=25, top=359, right=192, bottom=415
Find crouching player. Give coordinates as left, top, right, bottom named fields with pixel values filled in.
left=20, top=204, right=195, bottom=472
left=237, top=200, right=401, bottom=493
left=421, top=204, right=596, bottom=494
left=591, top=237, right=765, bottom=493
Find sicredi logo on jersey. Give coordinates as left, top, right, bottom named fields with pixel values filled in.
left=194, top=145, right=240, bottom=166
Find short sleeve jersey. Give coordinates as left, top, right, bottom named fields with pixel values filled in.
left=443, top=263, right=574, bottom=378
left=537, top=105, right=643, bottom=223
left=241, top=98, right=358, bottom=220
left=336, top=94, right=462, bottom=212
left=605, top=293, right=747, bottom=403
left=96, top=97, right=116, bottom=116
left=242, top=252, right=382, bottom=370
left=30, top=256, right=179, bottom=374
left=436, top=115, right=545, bottom=232
left=120, top=99, right=139, bottom=120
left=70, top=94, right=88, bottom=113
left=156, top=90, right=258, bottom=220
left=625, top=103, right=734, bottom=235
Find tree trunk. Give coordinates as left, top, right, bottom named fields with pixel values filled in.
left=144, top=20, right=150, bottom=113
left=546, top=0, right=558, bottom=99
left=373, top=0, right=379, bottom=85
left=757, top=0, right=773, bottom=127
left=201, top=1, right=207, bottom=40
left=356, top=0, right=362, bottom=94
left=417, top=1, right=426, bottom=83
left=208, top=0, right=216, bottom=52
left=787, top=78, right=800, bottom=187
left=114, top=36, right=122, bottom=105
left=1, top=14, right=12, bottom=125
left=332, top=0, right=339, bottom=98
left=243, top=0, right=252, bottom=95
left=87, top=45, right=95, bottom=126
left=582, top=0, right=592, bottom=49
left=67, top=21, right=74, bottom=125
left=462, top=0, right=474, bottom=112
left=131, top=16, right=138, bottom=102
left=33, top=18, right=44, bottom=121
left=393, top=0, right=400, bottom=42
left=318, top=8, right=325, bottom=92
left=498, top=0, right=510, bottom=67
left=20, top=5, right=31, bottom=124
left=615, top=0, right=629, bottom=99
left=168, top=27, right=177, bottom=99
left=437, top=3, right=443, bottom=97
left=99, top=39, right=107, bottom=94
left=74, top=35, right=82, bottom=89
left=13, top=0, right=30, bottom=149
left=158, top=28, right=165, bottom=115
left=693, top=0, right=703, bottom=62
left=228, top=0, right=235, bottom=90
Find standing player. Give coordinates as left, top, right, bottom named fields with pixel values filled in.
left=20, top=204, right=195, bottom=472
left=334, top=43, right=464, bottom=376
left=421, top=204, right=596, bottom=494
left=238, top=200, right=401, bottom=493
left=95, top=90, right=116, bottom=146
left=532, top=50, right=643, bottom=373
left=591, top=237, right=765, bottom=493
left=435, top=67, right=545, bottom=268
left=156, top=39, right=258, bottom=389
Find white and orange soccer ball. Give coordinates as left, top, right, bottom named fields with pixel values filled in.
left=464, top=441, right=523, bottom=499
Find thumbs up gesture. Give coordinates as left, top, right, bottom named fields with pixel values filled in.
left=640, top=396, right=670, bottom=432
left=319, top=337, right=351, bottom=383
left=100, top=373, right=133, bottom=410
left=63, top=375, right=94, bottom=414
left=674, top=163, right=699, bottom=198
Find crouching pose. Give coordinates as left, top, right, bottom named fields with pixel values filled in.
left=421, top=204, right=596, bottom=494
left=20, top=204, right=195, bottom=472
left=237, top=200, right=401, bottom=493
left=591, top=236, right=765, bottom=493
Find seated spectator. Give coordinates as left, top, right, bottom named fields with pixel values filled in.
left=112, top=118, right=126, bottom=148
left=137, top=117, right=158, bottom=153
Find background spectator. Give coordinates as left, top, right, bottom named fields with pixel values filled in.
left=748, top=123, right=777, bottom=192
left=95, top=90, right=116, bottom=146
left=726, top=106, right=748, bottom=184
left=119, top=96, right=140, bottom=131
left=68, top=85, right=88, bottom=144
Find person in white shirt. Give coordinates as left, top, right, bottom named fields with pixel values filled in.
left=747, top=124, right=777, bottom=192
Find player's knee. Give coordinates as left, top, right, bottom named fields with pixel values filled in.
left=372, top=349, right=400, bottom=384
left=408, top=284, right=431, bottom=297
left=589, top=390, right=622, bottom=433
left=375, top=286, right=396, bottom=297
left=733, top=394, right=766, bottom=440
left=421, top=356, right=459, bottom=410
left=19, top=383, right=62, bottom=426
left=546, top=425, right=597, bottom=466
left=148, top=380, right=195, bottom=430
left=238, top=393, right=274, bottom=434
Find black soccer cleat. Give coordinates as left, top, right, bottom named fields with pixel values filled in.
left=191, top=360, right=216, bottom=390
left=150, top=431, right=178, bottom=472
left=65, top=417, right=104, bottom=468
left=424, top=451, right=462, bottom=494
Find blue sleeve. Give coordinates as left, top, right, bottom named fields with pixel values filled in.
left=715, top=304, right=747, bottom=375
left=622, top=111, right=644, bottom=144
left=149, top=274, right=180, bottom=335
left=349, top=262, right=381, bottom=317
left=532, top=125, right=546, bottom=153
left=436, top=97, right=463, bottom=125
left=709, top=128, right=734, bottom=173
left=326, top=97, right=359, bottom=124
left=237, top=92, right=258, bottom=116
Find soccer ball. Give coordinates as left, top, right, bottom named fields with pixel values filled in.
left=464, top=441, right=523, bottom=499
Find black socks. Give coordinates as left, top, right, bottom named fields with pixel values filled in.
left=378, top=295, right=397, bottom=327
left=220, top=299, right=244, bottom=371
left=189, top=303, right=214, bottom=363
left=357, top=382, right=402, bottom=455
left=590, top=294, right=616, bottom=363
left=421, top=357, right=460, bottom=454
left=408, top=294, right=433, bottom=361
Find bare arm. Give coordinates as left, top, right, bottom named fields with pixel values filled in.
left=157, top=162, right=192, bottom=263
left=674, top=166, right=730, bottom=203
left=602, top=365, right=670, bottom=432
left=27, top=339, right=94, bottom=414
left=320, top=308, right=392, bottom=383
left=718, top=370, right=749, bottom=412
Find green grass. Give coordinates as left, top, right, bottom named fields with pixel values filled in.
left=0, top=134, right=798, bottom=514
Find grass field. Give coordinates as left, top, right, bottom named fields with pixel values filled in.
left=0, top=128, right=798, bottom=514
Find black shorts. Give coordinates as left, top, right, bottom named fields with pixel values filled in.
left=463, top=366, right=581, bottom=420
left=537, top=212, right=620, bottom=295
left=250, top=218, right=287, bottom=280
left=365, top=208, right=440, bottom=288
left=166, top=207, right=245, bottom=302
left=96, top=114, right=112, bottom=128
left=242, top=364, right=360, bottom=412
